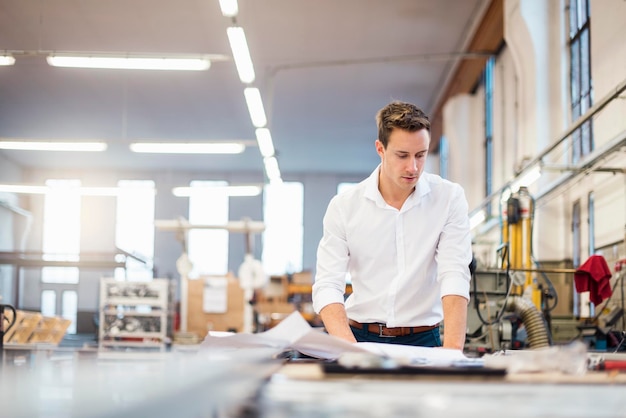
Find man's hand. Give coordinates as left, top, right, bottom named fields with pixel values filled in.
left=441, top=294, right=468, bottom=350
left=319, top=303, right=357, bottom=343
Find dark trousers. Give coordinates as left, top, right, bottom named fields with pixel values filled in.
left=350, top=325, right=442, bottom=347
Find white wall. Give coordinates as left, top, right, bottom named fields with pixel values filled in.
left=442, top=93, right=485, bottom=210
left=445, top=0, right=626, bottom=271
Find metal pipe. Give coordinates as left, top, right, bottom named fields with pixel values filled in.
left=479, top=267, right=577, bottom=274
left=470, top=78, right=626, bottom=217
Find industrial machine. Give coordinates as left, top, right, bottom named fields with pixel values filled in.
left=467, top=187, right=555, bottom=353
left=467, top=187, right=626, bottom=354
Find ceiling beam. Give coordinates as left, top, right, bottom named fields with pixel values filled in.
left=430, top=0, right=504, bottom=153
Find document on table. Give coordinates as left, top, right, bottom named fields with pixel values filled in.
left=200, top=311, right=473, bottom=366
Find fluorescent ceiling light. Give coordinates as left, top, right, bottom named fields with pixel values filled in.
left=255, top=128, right=275, bottom=157
left=0, top=184, right=129, bottom=196
left=500, top=166, right=542, bottom=203
left=130, top=142, right=246, bottom=154
left=219, top=0, right=239, bottom=17
left=172, top=185, right=262, bottom=197
left=0, top=55, right=15, bottom=66
left=47, top=54, right=211, bottom=71
left=469, top=210, right=486, bottom=230
left=511, top=165, right=541, bottom=192
left=79, top=187, right=123, bottom=197
left=0, top=185, right=49, bottom=194
left=244, top=87, right=267, bottom=128
left=0, top=140, right=107, bottom=152
left=227, top=27, right=255, bottom=83
left=263, top=156, right=281, bottom=182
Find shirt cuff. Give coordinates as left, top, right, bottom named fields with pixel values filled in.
left=439, top=271, right=470, bottom=300
left=312, top=286, right=346, bottom=314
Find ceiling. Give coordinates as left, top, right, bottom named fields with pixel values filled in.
left=0, top=0, right=490, bottom=178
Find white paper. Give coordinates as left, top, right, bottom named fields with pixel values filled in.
left=202, top=277, right=228, bottom=313
left=201, top=311, right=473, bottom=366
left=355, top=342, right=469, bottom=367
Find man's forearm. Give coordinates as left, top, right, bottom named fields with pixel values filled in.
left=442, top=294, right=468, bottom=350
left=319, top=303, right=357, bottom=343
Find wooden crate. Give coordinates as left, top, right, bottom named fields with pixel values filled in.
left=5, top=311, right=43, bottom=344
left=3, top=310, right=70, bottom=345
left=29, top=316, right=72, bottom=345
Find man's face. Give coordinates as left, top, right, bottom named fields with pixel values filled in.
left=376, top=128, right=430, bottom=193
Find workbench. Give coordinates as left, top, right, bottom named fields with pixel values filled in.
left=259, top=360, right=626, bottom=417
left=2, top=345, right=626, bottom=418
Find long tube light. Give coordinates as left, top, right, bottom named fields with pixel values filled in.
left=172, top=185, right=262, bottom=197
left=0, top=185, right=49, bottom=194
left=47, top=54, right=211, bottom=71
left=244, top=88, right=267, bottom=128
left=130, top=142, right=246, bottom=154
left=469, top=210, right=486, bottom=230
left=0, top=55, right=15, bottom=66
left=0, top=140, right=107, bottom=152
left=263, top=156, right=281, bottom=182
left=0, top=184, right=137, bottom=196
left=227, top=27, right=255, bottom=83
left=219, top=0, right=238, bottom=17
left=255, top=128, right=275, bottom=157
left=501, top=166, right=543, bottom=202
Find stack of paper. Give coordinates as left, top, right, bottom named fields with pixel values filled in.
left=201, top=311, right=472, bottom=367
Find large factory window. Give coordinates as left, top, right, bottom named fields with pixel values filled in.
left=40, top=290, right=56, bottom=317
left=62, top=290, right=78, bottom=334
left=484, top=56, right=495, bottom=217
left=439, top=136, right=449, bottom=180
left=262, top=182, right=303, bottom=275
left=39, top=179, right=81, bottom=333
left=41, top=179, right=81, bottom=284
left=568, top=0, right=593, bottom=163
left=114, top=180, right=155, bottom=281
left=337, top=182, right=357, bottom=194
left=588, top=192, right=595, bottom=256
left=188, top=180, right=229, bottom=276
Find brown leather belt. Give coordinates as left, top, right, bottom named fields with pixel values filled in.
left=348, top=319, right=439, bottom=338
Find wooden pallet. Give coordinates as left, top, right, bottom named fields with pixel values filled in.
left=2, top=310, right=70, bottom=345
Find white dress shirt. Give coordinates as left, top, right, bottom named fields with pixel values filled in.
left=312, top=165, right=472, bottom=327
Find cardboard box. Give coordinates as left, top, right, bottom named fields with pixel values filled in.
left=291, top=271, right=312, bottom=285
left=186, top=275, right=245, bottom=337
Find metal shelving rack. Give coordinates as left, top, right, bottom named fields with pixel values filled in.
left=98, top=278, right=170, bottom=350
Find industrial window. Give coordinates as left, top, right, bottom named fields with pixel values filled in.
left=588, top=191, right=595, bottom=256
left=40, top=290, right=56, bottom=317
left=569, top=0, right=593, bottom=164
left=188, top=180, right=229, bottom=277
left=484, top=56, right=495, bottom=216
left=114, top=180, right=156, bottom=281
left=337, top=182, right=357, bottom=194
left=572, top=199, right=582, bottom=317
left=41, top=179, right=81, bottom=284
left=62, top=290, right=78, bottom=334
left=439, top=136, right=449, bottom=180
left=262, top=182, right=303, bottom=275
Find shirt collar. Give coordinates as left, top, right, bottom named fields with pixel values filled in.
left=364, top=164, right=431, bottom=209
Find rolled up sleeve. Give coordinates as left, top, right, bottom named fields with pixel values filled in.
left=312, top=198, right=351, bottom=313
left=436, top=184, right=472, bottom=300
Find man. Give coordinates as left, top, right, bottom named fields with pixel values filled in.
left=312, top=101, right=472, bottom=350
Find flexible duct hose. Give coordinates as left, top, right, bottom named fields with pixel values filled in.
left=507, top=296, right=550, bottom=348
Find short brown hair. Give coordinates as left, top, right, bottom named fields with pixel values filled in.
left=376, top=101, right=430, bottom=148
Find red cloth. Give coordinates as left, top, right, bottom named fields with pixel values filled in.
left=574, top=255, right=613, bottom=305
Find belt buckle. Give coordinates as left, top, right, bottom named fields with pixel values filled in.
left=378, top=323, right=395, bottom=338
